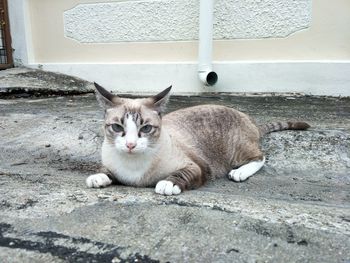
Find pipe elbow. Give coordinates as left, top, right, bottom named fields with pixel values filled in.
left=198, top=70, right=218, bottom=86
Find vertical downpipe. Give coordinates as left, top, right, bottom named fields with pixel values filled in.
left=198, top=0, right=218, bottom=86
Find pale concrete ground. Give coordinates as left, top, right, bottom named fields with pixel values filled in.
left=0, top=68, right=349, bottom=262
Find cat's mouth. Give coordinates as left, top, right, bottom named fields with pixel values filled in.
left=126, top=148, right=140, bottom=155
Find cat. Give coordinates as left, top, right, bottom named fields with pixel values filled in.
left=86, top=83, right=310, bottom=195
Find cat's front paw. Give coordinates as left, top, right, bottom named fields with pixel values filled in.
left=86, top=173, right=112, bottom=188
left=155, top=180, right=182, bottom=196
left=228, top=169, right=249, bottom=182
left=228, top=169, right=247, bottom=182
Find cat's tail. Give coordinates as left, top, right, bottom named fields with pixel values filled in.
left=259, top=121, right=310, bottom=136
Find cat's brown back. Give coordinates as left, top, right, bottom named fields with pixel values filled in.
left=163, top=105, right=261, bottom=177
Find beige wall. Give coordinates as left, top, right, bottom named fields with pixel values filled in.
left=28, top=0, right=350, bottom=63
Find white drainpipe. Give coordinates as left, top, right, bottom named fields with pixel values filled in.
left=198, top=0, right=218, bottom=86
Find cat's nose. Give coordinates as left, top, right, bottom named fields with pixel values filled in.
left=126, top=142, right=136, bottom=150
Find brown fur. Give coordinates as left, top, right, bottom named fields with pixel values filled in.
left=94, top=83, right=310, bottom=192
left=259, top=121, right=310, bottom=136
left=160, top=105, right=264, bottom=187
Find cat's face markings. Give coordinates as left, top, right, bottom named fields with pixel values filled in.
left=124, top=113, right=139, bottom=151
left=94, top=83, right=171, bottom=154
left=105, top=107, right=162, bottom=154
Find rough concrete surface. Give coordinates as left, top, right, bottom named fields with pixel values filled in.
left=0, top=67, right=93, bottom=96
left=0, top=71, right=349, bottom=262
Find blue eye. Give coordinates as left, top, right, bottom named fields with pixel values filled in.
left=111, top=124, right=124, bottom=133
left=140, top=125, right=152, bottom=133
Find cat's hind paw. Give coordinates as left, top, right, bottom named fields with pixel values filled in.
left=86, top=173, right=113, bottom=188
left=155, top=180, right=182, bottom=196
left=228, top=157, right=265, bottom=182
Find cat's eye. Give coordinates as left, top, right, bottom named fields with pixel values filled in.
left=140, top=125, right=152, bottom=133
left=111, top=124, right=124, bottom=133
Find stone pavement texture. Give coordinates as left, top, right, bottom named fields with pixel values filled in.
left=0, top=68, right=349, bottom=262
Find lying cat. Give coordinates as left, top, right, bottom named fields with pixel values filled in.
left=86, top=83, right=310, bottom=195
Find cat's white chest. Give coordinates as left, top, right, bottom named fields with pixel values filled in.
left=101, top=141, right=153, bottom=185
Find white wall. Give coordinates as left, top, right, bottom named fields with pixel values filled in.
left=7, top=0, right=33, bottom=65
left=8, top=0, right=350, bottom=96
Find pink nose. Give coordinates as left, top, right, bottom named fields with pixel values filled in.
left=126, top=142, right=136, bottom=150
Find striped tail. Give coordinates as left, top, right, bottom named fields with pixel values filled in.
left=259, top=121, right=310, bottom=136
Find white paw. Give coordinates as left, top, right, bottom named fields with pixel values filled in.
left=155, top=180, right=182, bottom=196
left=228, top=158, right=265, bottom=182
left=86, top=173, right=113, bottom=188
left=228, top=169, right=250, bottom=182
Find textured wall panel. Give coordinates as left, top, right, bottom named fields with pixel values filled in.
left=64, top=0, right=312, bottom=43
left=214, top=0, right=312, bottom=39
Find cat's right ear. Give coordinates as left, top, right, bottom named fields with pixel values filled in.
left=94, top=82, right=121, bottom=109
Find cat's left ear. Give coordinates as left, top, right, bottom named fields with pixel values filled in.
left=150, top=86, right=172, bottom=114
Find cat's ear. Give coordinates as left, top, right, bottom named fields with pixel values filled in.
left=94, top=82, right=122, bottom=109
left=150, top=86, right=172, bottom=114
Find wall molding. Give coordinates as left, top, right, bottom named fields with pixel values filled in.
left=29, top=61, right=350, bottom=96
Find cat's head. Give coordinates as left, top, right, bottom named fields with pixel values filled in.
left=94, top=82, right=171, bottom=155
